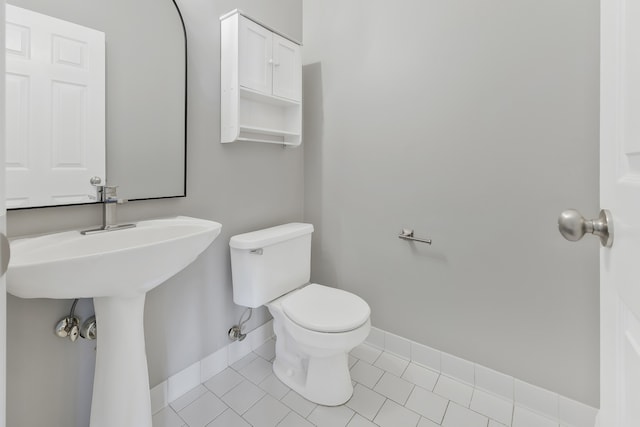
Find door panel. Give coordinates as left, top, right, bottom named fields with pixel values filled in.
left=238, top=16, right=272, bottom=95
left=272, top=34, right=301, bottom=101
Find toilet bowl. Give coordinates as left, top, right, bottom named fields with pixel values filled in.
left=267, top=284, right=370, bottom=405
left=229, top=223, right=371, bottom=405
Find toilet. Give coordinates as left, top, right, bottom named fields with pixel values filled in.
left=230, top=223, right=371, bottom=406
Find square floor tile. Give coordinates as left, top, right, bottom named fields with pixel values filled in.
left=442, top=402, right=489, bottom=427
left=351, top=344, right=382, bottom=364
left=281, top=390, right=317, bottom=417
left=402, top=363, right=439, bottom=391
left=239, top=356, right=273, bottom=384
left=374, top=352, right=410, bottom=377
left=434, top=375, right=474, bottom=407
left=349, top=355, right=358, bottom=369
left=350, top=360, right=384, bottom=388
left=152, top=406, right=184, bottom=427
left=277, top=411, right=315, bottom=427
left=373, top=372, right=414, bottom=405
left=347, top=413, right=379, bottom=427
left=512, top=405, right=559, bottom=427
left=204, top=368, right=244, bottom=397
left=308, top=404, right=356, bottom=427
left=470, top=388, right=514, bottom=426
left=405, top=385, right=449, bottom=424
left=373, top=399, right=421, bottom=427
left=254, top=339, right=276, bottom=361
left=258, top=373, right=290, bottom=400
left=178, top=392, right=227, bottom=427
left=221, top=380, right=266, bottom=414
left=242, top=395, right=290, bottom=427
left=231, top=352, right=258, bottom=371
left=170, top=385, right=208, bottom=412
left=489, top=420, right=509, bottom=427
left=417, top=416, right=440, bottom=427
left=345, top=384, right=386, bottom=420
left=206, top=408, right=251, bottom=427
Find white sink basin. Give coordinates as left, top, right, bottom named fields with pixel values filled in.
left=8, top=216, right=222, bottom=298
left=6, top=216, right=222, bottom=427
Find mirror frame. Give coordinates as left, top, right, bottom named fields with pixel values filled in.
left=8, top=0, right=188, bottom=210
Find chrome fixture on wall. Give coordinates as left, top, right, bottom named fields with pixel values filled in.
left=81, top=316, right=97, bottom=340
left=228, top=308, right=253, bottom=341
left=558, top=209, right=613, bottom=248
left=398, top=228, right=432, bottom=245
left=55, top=299, right=97, bottom=341
left=55, top=299, right=81, bottom=341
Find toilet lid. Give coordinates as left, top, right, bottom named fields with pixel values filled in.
left=281, top=284, right=370, bottom=333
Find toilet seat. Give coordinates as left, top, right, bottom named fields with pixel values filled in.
left=281, top=284, right=370, bottom=333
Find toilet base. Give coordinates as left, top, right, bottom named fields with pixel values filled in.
left=272, top=351, right=354, bottom=406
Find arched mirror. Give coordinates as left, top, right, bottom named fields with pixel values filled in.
left=5, top=0, right=186, bottom=209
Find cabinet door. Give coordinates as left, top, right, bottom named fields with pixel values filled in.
left=238, top=16, right=273, bottom=95
left=272, top=34, right=301, bottom=101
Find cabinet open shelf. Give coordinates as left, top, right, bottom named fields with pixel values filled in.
left=237, top=125, right=301, bottom=145
left=239, top=86, right=300, bottom=107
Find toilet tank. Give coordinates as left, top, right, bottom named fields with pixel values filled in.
left=229, top=223, right=313, bottom=308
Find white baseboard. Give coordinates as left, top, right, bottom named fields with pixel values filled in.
left=364, top=327, right=598, bottom=427
left=150, top=319, right=274, bottom=414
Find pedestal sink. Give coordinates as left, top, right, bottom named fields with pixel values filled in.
left=6, top=216, right=222, bottom=427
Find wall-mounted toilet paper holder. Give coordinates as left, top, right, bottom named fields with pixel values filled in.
left=398, top=229, right=432, bottom=245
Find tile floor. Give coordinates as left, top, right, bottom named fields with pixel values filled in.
left=153, top=341, right=573, bottom=427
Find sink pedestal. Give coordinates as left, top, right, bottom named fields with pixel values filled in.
left=90, top=294, right=152, bottom=427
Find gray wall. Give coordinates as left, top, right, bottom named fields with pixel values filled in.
left=303, top=0, right=600, bottom=406
left=6, top=0, right=303, bottom=425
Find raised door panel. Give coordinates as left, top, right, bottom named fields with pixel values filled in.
left=5, top=5, right=105, bottom=208
left=238, top=16, right=272, bottom=95
left=272, top=34, right=301, bottom=102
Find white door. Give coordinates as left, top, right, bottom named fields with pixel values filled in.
left=0, top=2, right=7, bottom=426
left=5, top=5, right=105, bottom=208
left=599, top=0, right=640, bottom=425
left=272, top=34, right=301, bottom=102
left=239, top=16, right=272, bottom=96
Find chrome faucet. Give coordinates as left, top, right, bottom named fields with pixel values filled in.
left=81, top=177, right=136, bottom=235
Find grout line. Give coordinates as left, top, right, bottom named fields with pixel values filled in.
left=441, top=399, right=452, bottom=425
left=172, top=403, right=189, bottom=427
left=510, top=400, right=515, bottom=427
left=371, top=397, right=388, bottom=424
left=274, top=409, right=293, bottom=426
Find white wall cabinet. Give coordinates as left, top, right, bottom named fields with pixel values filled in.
left=221, top=10, right=301, bottom=145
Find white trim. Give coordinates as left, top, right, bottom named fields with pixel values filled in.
left=219, top=9, right=302, bottom=45
left=363, top=327, right=598, bottom=427
left=149, top=321, right=598, bottom=426
left=149, top=319, right=274, bottom=414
